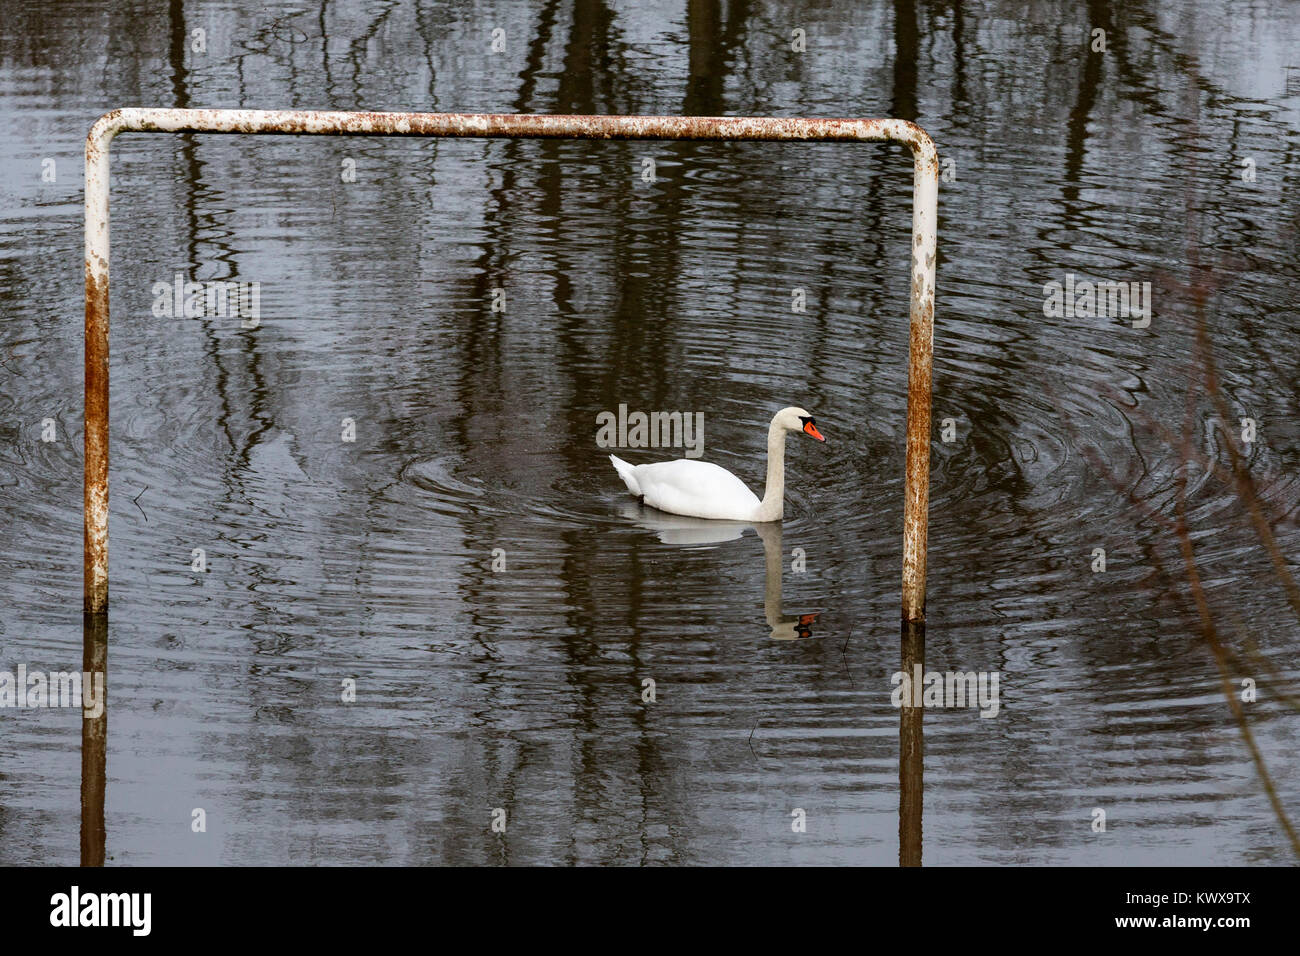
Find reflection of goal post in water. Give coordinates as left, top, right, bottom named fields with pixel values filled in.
left=83, top=109, right=938, bottom=624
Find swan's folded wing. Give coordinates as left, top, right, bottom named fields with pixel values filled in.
left=634, top=460, right=760, bottom=520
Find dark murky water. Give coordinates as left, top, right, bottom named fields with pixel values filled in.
left=2, top=0, right=1299, bottom=865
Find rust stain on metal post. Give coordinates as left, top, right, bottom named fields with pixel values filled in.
left=83, top=109, right=937, bottom=622
left=903, top=134, right=939, bottom=623
left=84, top=112, right=117, bottom=616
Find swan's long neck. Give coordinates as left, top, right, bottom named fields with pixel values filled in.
left=756, top=417, right=787, bottom=522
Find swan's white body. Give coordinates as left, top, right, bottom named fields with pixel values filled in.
left=609, top=406, right=824, bottom=522
left=611, top=457, right=762, bottom=521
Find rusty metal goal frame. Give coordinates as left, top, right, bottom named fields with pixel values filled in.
left=83, top=109, right=938, bottom=624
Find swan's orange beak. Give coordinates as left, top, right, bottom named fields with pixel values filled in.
left=803, top=421, right=826, bottom=442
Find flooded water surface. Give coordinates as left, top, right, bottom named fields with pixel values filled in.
left=1, top=0, right=1299, bottom=864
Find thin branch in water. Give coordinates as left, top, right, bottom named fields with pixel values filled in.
left=132, top=485, right=149, bottom=522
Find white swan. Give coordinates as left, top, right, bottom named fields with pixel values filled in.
left=609, top=406, right=825, bottom=521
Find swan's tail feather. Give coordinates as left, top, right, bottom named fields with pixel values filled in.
left=609, top=455, right=641, bottom=496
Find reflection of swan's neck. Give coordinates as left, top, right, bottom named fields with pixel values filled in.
left=757, top=418, right=787, bottom=522
left=757, top=520, right=815, bottom=640
left=759, top=521, right=783, bottom=627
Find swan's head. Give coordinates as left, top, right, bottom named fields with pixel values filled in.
left=776, top=406, right=826, bottom=443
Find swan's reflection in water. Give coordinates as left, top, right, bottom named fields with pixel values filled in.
left=621, top=502, right=923, bottom=864
left=618, top=503, right=819, bottom=641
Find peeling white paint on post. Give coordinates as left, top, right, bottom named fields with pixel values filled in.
left=83, top=112, right=121, bottom=616
left=82, top=109, right=938, bottom=623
